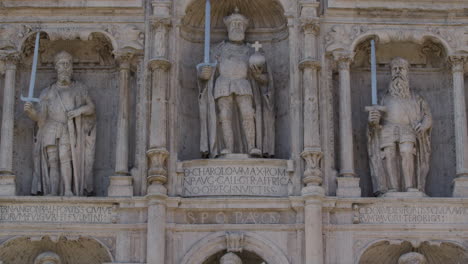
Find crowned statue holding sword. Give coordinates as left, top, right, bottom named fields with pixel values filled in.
left=197, top=7, right=275, bottom=159
left=24, top=50, right=96, bottom=196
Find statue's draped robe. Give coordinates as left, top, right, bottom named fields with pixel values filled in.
left=31, top=82, right=96, bottom=196
left=198, top=41, right=275, bottom=158
left=367, top=93, right=432, bottom=196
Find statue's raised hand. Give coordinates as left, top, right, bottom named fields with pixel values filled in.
left=24, top=102, right=36, bottom=117
left=368, top=109, right=381, bottom=125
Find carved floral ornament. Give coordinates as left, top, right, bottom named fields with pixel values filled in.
left=325, top=24, right=460, bottom=55
left=0, top=24, right=144, bottom=52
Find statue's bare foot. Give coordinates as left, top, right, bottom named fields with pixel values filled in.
left=220, top=148, right=232, bottom=155
left=249, top=148, right=262, bottom=157
left=64, top=190, right=74, bottom=197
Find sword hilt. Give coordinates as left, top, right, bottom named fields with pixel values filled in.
left=20, top=95, right=40, bottom=103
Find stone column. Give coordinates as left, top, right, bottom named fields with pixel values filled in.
left=333, top=51, right=361, bottom=197
left=0, top=51, right=19, bottom=196
left=147, top=195, right=167, bottom=264
left=450, top=55, right=468, bottom=197
left=146, top=2, right=171, bottom=263
left=108, top=50, right=134, bottom=197
left=300, top=4, right=324, bottom=263
left=300, top=18, right=323, bottom=192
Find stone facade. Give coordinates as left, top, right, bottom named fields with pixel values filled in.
left=0, top=0, right=468, bottom=263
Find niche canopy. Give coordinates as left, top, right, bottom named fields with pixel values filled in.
left=181, top=0, right=287, bottom=42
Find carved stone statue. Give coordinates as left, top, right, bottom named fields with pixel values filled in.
left=367, top=57, right=432, bottom=196
left=24, top=51, right=96, bottom=196
left=220, top=252, right=242, bottom=264
left=398, top=252, right=427, bottom=264
left=198, top=9, right=275, bottom=158
left=34, top=252, right=62, bottom=264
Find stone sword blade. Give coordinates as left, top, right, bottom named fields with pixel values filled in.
left=21, top=31, right=41, bottom=103
left=371, top=39, right=377, bottom=105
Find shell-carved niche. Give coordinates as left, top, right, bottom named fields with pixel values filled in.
left=21, top=32, right=115, bottom=67
left=181, top=0, right=288, bottom=43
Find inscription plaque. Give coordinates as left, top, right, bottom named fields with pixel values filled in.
left=180, top=159, right=293, bottom=197
left=0, top=203, right=116, bottom=224
left=177, top=210, right=296, bottom=225
left=357, top=204, right=468, bottom=224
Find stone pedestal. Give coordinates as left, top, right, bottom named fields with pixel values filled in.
left=453, top=177, right=468, bottom=197
left=107, top=176, right=133, bottom=197
left=336, top=177, right=361, bottom=197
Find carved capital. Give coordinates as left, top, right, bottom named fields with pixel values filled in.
left=333, top=51, right=354, bottom=70
left=147, top=147, right=169, bottom=185
left=0, top=51, right=20, bottom=69
left=226, top=232, right=244, bottom=253
left=299, top=58, right=321, bottom=70
left=301, top=148, right=323, bottom=186
left=148, top=57, right=171, bottom=71
left=449, top=55, right=467, bottom=73
left=151, top=17, right=172, bottom=30
left=114, top=49, right=135, bottom=70
left=300, top=18, right=320, bottom=35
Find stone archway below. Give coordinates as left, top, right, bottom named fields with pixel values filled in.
left=180, top=232, right=290, bottom=264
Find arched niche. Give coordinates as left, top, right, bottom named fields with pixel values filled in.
left=11, top=31, right=138, bottom=196
left=176, top=0, right=291, bottom=161
left=335, top=34, right=453, bottom=197
left=357, top=240, right=468, bottom=264
left=179, top=232, right=290, bottom=264
left=0, top=236, right=113, bottom=264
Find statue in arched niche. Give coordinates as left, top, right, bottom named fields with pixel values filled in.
left=34, top=251, right=62, bottom=264
left=220, top=252, right=242, bottom=264
left=24, top=51, right=97, bottom=196
left=367, top=57, right=432, bottom=196
left=197, top=9, right=275, bottom=159
left=398, top=252, right=427, bottom=264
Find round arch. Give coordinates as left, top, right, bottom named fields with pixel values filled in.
left=355, top=239, right=468, bottom=264
left=17, top=29, right=118, bottom=54
left=178, top=0, right=291, bottom=18
left=0, top=235, right=114, bottom=264
left=349, top=31, right=453, bottom=56
left=179, top=232, right=290, bottom=264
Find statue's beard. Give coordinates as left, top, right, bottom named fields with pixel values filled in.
left=389, top=75, right=410, bottom=99
left=57, top=71, right=72, bottom=85
left=228, top=30, right=245, bottom=42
